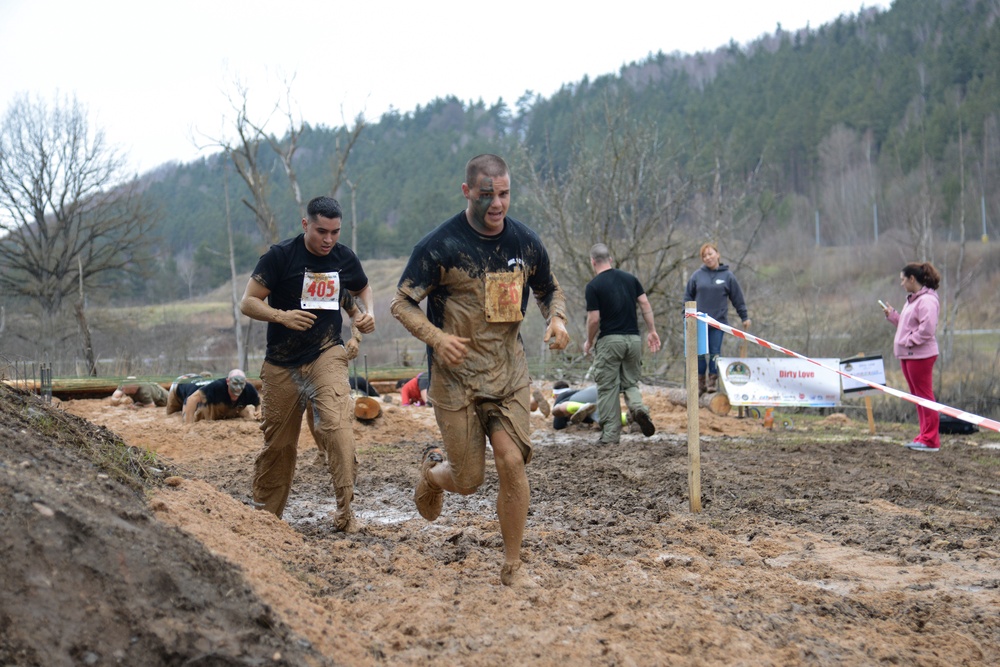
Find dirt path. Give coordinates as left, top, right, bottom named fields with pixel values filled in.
left=6, top=385, right=999, bottom=665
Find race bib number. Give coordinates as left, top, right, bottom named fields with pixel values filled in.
left=301, top=270, right=341, bottom=310
left=484, top=271, right=523, bottom=322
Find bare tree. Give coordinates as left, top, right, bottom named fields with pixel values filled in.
left=0, top=93, right=154, bottom=353
left=345, top=177, right=360, bottom=251
left=208, top=79, right=366, bottom=244
left=519, top=98, right=692, bottom=357
left=329, top=116, right=366, bottom=197
left=222, top=164, right=248, bottom=370
left=175, top=249, right=198, bottom=300
left=256, top=79, right=305, bottom=218
left=330, top=116, right=367, bottom=253
left=215, top=81, right=282, bottom=245
left=691, top=148, right=772, bottom=269
left=817, top=124, right=877, bottom=246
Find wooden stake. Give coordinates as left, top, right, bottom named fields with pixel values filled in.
left=865, top=396, right=876, bottom=435
left=685, top=301, right=701, bottom=513
left=738, top=337, right=748, bottom=419
left=854, top=352, right=876, bottom=435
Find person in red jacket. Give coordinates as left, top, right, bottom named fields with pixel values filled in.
left=398, top=373, right=430, bottom=406
left=882, top=261, right=941, bottom=452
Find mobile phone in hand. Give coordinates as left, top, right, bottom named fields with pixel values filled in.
left=878, top=299, right=888, bottom=310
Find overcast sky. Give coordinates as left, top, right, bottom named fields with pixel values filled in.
left=0, top=0, right=889, bottom=174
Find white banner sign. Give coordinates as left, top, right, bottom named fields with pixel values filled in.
left=718, top=357, right=841, bottom=407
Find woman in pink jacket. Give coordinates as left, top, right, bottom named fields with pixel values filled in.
left=881, top=262, right=941, bottom=452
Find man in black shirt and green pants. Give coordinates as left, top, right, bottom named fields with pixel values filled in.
left=583, top=243, right=661, bottom=445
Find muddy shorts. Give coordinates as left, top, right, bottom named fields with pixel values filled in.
left=433, top=385, right=532, bottom=490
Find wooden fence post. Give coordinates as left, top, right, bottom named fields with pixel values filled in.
left=685, top=301, right=701, bottom=513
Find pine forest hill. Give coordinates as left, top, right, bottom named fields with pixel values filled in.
left=131, top=0, right=1000, bottom=282
left=2, top=0, right=999, bottom=419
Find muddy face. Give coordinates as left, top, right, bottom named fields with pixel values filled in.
left=463, top=173, right=510, bottom=235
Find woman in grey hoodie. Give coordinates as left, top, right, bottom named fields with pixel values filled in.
left=683, top=243, right=751, bottom=394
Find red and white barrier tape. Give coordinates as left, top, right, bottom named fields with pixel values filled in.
left=686, top=311, right=1000, bottom=433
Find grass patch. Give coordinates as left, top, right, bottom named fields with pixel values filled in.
left=97, top=302, right=234, bottom=332
left=971, top=454, right=1000, bottom=467
left=6, top=385, right=168, bottom=493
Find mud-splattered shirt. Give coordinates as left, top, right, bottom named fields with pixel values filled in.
left=392, top=211, right=566, bottom=410
left=250, top=234, right=369, bottom=367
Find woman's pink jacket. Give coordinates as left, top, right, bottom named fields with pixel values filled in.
left=886, top=286, right=939, bottom=360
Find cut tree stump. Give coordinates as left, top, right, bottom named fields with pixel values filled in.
left=664, top=388, right=731, bottom=416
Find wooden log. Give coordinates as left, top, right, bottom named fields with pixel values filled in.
left=664, top=387, right=731, bottom=416
left=706, top=392, right=731, bottom=416
left=354, top=396, right=382, bottom=421
left=370, top=380, right=398, bottom=395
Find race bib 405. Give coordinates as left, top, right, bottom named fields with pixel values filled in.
left=300, top=270, right=341, bottom=310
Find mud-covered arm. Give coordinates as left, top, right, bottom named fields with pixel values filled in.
left=240, top=277, right=316, bottom=331
left=346, top=320, right=362, bottom=360
left=182, top=390, right=206, bottom=424
left=390, top=289, right=470, bottom=366
left=348, top=284, right=375, bottom=334
left=390, top=289, right=443, bottom=348
left=530, top=272, right=568, bottom=324
left=341, top=293, right=362, bottom=359
left=532, top=274, right=569, bottom=350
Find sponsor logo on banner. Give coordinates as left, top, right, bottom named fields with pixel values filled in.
left=719, top=357, right=841, bottom=407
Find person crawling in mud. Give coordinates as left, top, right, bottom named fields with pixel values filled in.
left=110, top=379, right=169, bottom=408
left=166, top=369, right=260, bottom=423
left=390, top=153, right=569, bottom=587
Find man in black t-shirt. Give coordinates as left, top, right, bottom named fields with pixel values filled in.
left=583, top=243, right=661, bottom=444
left=172, top=369, right=260, bottom=423
left=165, top=372, right=214, bottom=415
left=240, top=195, right=374, bottom=533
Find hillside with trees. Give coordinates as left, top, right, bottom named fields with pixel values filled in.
left=128, top=0, right=1000, bottom=277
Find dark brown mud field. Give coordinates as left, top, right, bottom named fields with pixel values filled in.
left=3, top=381, right=999, bottom=666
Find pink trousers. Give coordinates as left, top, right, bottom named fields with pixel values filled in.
left=900, top=356, right=940, bottom=449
